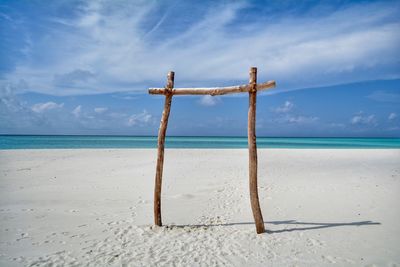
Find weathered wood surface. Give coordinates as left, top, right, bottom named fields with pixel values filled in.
left=148, top=80, right=275, bottom=96
left=248, top=67, right=265, bottom=234
left=154, top=71, right=174, bottom=226
left=150, top=67, right=271, bottom=234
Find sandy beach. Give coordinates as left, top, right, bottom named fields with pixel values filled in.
left=0, top=149, right=399, bottom=266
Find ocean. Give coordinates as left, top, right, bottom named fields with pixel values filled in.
left=0, top=135, right=399, bottom=149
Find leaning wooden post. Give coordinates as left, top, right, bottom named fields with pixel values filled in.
left=248, top=67, right=265, bottom=234
left=154, top=71, right=174, bottom=226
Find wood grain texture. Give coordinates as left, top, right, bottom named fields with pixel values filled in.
left=154, top=71, right=174, bottom=226
left=148, top=80, right=275, bottom=96
left=248, top=67, right=265, bottom=234
left=150, top=68, right=268, bottom=234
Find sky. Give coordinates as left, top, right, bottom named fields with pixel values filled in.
left=0, top=0, right=399, bottom=137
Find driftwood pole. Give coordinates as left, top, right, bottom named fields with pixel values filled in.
left=154, top=71, right=174, bottom=226
left=149, top=67, right=274, bottom=233
left=248, top=67, right=265, bottom=234
left=149, top=80, right=275, bottom=95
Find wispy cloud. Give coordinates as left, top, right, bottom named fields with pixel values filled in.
left=271, top=100, right=318, bottom=124
left=1, top=1, right=399, bottom=137
left=198, top=95, right=220, bottom=106
left=2, top=1, right=399, bottom=95
left=272, top=101, right=294, bottom=113
left=126, top=110, right=153, bottom=126
left=0, top=84, right=158, bottom=134
left=94, top=107, right=108, bottom=114
left=350, top=112, right=377, bottom=126
left=72, top=105, right=82, bottom=118
left=388, top=112, right=397, bottom=120
left=32, top=102, right=64, bottom=113
left=279, top=115, right=319, bottom=124
left=0, top=84, right=46, bottom=131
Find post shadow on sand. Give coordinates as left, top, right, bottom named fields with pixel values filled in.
left=170, top=220, right=381, bottom=234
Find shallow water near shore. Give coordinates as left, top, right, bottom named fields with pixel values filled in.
left=1, top=135, right=400, bottom=149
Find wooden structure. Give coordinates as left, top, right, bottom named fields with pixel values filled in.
left=149, top=67, right=276, bottom=234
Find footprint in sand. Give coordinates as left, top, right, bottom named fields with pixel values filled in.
left=307, top=238, right=325, bottom=247
left=68, top=209, right=79, bottom=213
left=21, top=208, right=34, bottom=212
left=321, top=255, right=336, bottom=263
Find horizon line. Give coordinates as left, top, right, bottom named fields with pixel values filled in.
left=0, top=134, right=399, bottom=139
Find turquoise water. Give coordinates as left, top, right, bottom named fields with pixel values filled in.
left=0, top=135, right=399, bottom=149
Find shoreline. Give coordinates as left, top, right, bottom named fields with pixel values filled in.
left=1, top=136, right=399, bottom=150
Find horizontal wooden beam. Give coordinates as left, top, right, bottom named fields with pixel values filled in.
left=148, top=80, right=276, bottom=96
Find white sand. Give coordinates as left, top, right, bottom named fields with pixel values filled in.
left=0, top=149, right=399, bottom=266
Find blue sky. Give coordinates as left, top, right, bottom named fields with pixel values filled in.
left=0, top=0, right=399, bottom=136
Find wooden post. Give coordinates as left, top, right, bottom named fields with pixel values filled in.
left=248, top=67, right=265, bottom=234
left=154, top=71, right=174, bottom=226
left=149, top=68, right=275, bottom=233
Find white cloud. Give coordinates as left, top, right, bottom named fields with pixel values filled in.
left=272, top=100, right=317, bottom=124
left=1, top=82, right=152, bottom=134
left=31, top=102, right=64, bottom=113
left=1, top=84, right=46, bottom=130
left=351, top=113, right=377, bottom=126
left=127, top=110, right=152, bottom=126
left=3, top=1, right=399, bottom=95
left=72, top=105, right=82, bottom=117
left=273, top=101, right=294, bottom=113
left=94, top=107, right=108, bottom=114
left=198, top=95, right=220, bottom=106
left=284, top=115, right=318, bottom=124
left=388, top=112, right=397, bottom=120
